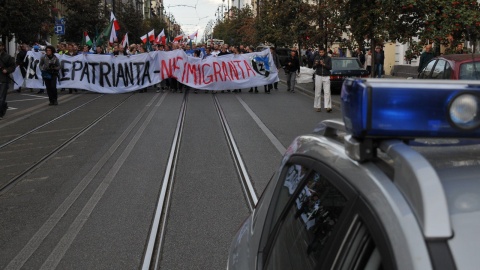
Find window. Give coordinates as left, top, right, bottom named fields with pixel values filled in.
left=459, top=62, right=480, bottom=80
left=335, top=217, right=383, bottom=270
left=419, top=60, right=436, bottom=79
left=264, top=169, right=348, bottom=270
left=431, top=60, right=447, bottom=79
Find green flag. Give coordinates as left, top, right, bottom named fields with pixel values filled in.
left=96, top=22, right=112, bottom=47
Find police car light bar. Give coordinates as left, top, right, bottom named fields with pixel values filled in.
left=341, top=79, right=480, bottom=139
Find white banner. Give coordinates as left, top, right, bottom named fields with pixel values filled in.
left=23, top=50, right=279, bottom=93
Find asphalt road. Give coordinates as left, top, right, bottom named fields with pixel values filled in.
left=0, top=78, right=342, bottom=269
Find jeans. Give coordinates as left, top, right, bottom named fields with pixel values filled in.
left=286, top=72, right=296, bottom=91
left=375, top=64, right=383, bottom=78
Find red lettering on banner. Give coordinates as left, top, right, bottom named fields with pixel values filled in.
left=221, top=62, right=232, bottom=81
left=185, top=63, right=197, bottom=84
left=182, top=62, right=188, bottom=82
left=172, top=56, right=183, bottom=79
left=233, top=60, right=245, bottom=79
left=202, top=64, right=213, bottom=84
left=244, top=60, right=256, bottom=77
left=213, top=62, right=224, bottom=81
left=228, top=61, right=239, bottom=80
left=161, top=59, right=172, bottom=79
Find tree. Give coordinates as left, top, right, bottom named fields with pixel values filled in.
left=116, top=0, right=144, bottom=45
left=62, top=0, right=108, bottom=43
left=213, top=5, right=257, bottom=46
left=0, top=0, right=54, bottom=44
left=414, top=0, right=480, bottom=53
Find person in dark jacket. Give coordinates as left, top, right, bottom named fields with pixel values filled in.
left=374, top=46, right=385, bottom=78
left=285, top=50, right=300, bottom=93
left=418, top=44, right=434, bottom=73
left=268, top=47, right=281, bottom=91
left=313, top=48, right=333, bottom=112
left=0, top=41, right=15, bottom=119
left=39, top=45, right=60, bottom=106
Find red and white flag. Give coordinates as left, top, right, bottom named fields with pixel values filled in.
left=109, top=21, right=117, bottom=43
left=148, top=29, right=155, bottom=42
left=140, top=34, right=148, bottom=44
left=188, top=30, right=198, bottom=40
left=111, top=12, right=120, bottom=31
left=156, top=29, right=165, bottom=43
left=121, top=33, right=129, bottom=48
left=173, top=34, right=184, bottom=42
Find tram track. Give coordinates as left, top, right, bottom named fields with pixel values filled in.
left=141, top=91, right=259, bottom=269
left=0, top=93, right=134, bottom=195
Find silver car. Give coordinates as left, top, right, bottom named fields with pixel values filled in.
left=228, top=79, right=480, bottom=269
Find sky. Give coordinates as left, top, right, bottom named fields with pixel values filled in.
left=163, top=0, right=246, bottom=42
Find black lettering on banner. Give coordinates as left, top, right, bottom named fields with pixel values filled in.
left=72, top=61, right=83, bottom=81
left=81, top=62, right=90, bottom=83
left=142, top=61, right=151, bottom=85
left=111, top=63, right=116, bottom=87
left=60, top=60, right=71, bottom=81
left=89, top=62, right=99, bottom=84
left=27, top=57, right=39, bottom=79
left=125, top=62, right=134, bottom=86
left=99, top=62, right=112, bottom=87
left=116, top=63, right=126, bottom=86
left=133, top=62, right=144, bottom=85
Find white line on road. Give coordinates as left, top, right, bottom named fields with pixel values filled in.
left=4, top=93, right=165, bottom=270
left=235, top=96, right=287, bottom=155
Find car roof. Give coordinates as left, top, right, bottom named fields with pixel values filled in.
left=302, top=121, right=480, bottom=269
left=437, top=54, right=480, bottom=62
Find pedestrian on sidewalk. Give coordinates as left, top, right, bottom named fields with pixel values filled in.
left=313, top=48, right=332, bottom=113
left=0, top=41, right=15, bottom=119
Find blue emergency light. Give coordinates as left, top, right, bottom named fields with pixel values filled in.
left=341, top=79, right=480, bottom=138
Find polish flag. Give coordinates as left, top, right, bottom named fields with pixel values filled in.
left=140, top=34, right=147, bottom=44
left=173, top=34, right=184, bottom=42
left=188, top=30, right=198, bottom=40
left=109, top=22, right=117, bottom=43
left=121, top=33, right=129, bottom=48
left=111, top=12, right=120, bottom=31
left=148, top=29, right=155, bottom=42
left=156, top=29, right=165, bottom=43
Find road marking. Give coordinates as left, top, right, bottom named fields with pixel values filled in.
left=7, top=107, right=17, bottom=110
left=235, top=95, right=287, bottom=155
left=4, top=93, right=166, bottom=270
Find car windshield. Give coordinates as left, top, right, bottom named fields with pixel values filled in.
left=459, top=62, right=480, bottom=80
left=332, top=59, right=361, bottom=70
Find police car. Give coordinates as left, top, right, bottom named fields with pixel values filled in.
left=227, top=78, right=480, bottom=269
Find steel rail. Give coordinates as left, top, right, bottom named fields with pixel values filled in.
left=213, top=95, right=258, bottom=211
left=0, top=95, right=104, bottom=150
left=0, top=94, right=134, bottom=195
left=142, top=92, right=189, bottom=270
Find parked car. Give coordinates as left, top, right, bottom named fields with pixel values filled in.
left=227, top=78, right=480, bottom=270
left=327, top=57, right=370, bottom=92
left=418, top=54, right=480, bottom=80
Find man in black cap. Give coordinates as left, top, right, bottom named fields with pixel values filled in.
left=0, top=41, right=16, bottom=119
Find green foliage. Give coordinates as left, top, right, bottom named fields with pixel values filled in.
left=62, top=0, right=108, bottom=43
left=0, top=0, right=55, bottom=43
left=116, top=0, right=144, bottom=44
left=213, top=5, right=256, bottom=46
